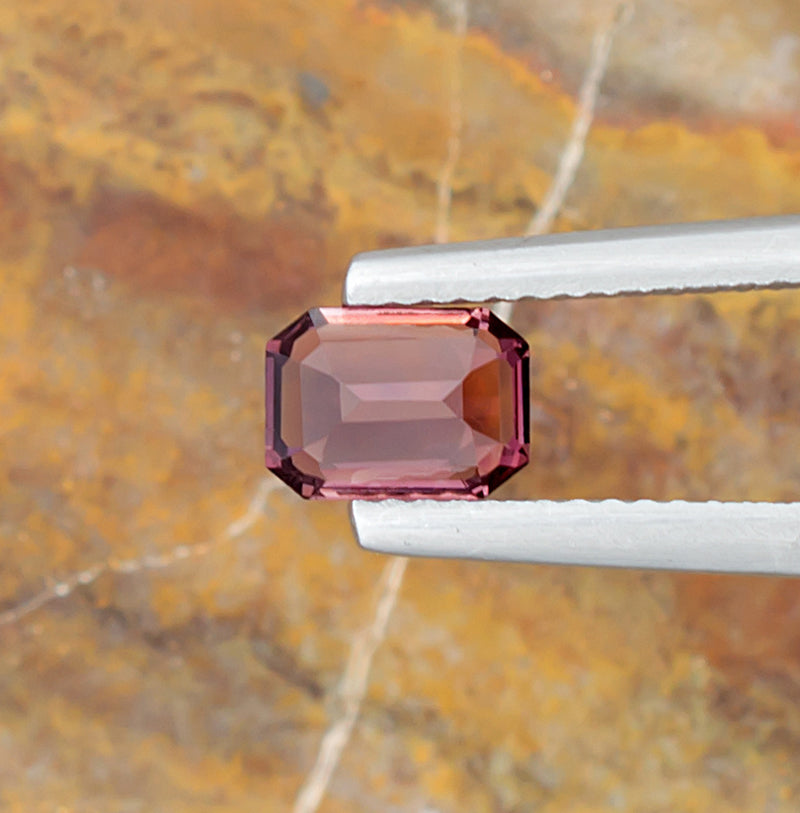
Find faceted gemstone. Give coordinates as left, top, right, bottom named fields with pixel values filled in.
left=265, top=307, right=529, bottom=499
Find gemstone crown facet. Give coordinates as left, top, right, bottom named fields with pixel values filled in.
left=265, top=307, right=529, bottom=499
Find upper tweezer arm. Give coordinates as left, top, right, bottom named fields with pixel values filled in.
left=345, top=216, right=800, bottom=574
left=344, top=215, right=800, bottom=305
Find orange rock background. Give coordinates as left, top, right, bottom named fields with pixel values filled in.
left=2, top=0, right=800, bottom=810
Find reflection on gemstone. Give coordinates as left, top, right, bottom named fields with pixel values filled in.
left=265, top=307, right=529, bottom=499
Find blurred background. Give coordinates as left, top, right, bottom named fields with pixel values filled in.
left=2, top=0, right=800, bottom=810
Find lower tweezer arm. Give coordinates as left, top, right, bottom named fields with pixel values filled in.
left=351, top=500, right=800, bottom=575
left=345, top=215, right=800, bottom=574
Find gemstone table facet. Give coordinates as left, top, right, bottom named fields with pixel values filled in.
left=265, top=307, right=529, bottom=499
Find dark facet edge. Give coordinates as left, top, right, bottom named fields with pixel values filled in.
left=519, top=350, right=531, bottom=446
left=317, top=483, right=485, bottom=501
left=265, top=309, right=327, bottom=499
left=484, top=309, right=530, bottom=354
left=267, top=310, right=315, bottom=357
left=480, top=460, right=526, bottom=495
left=265, top=350, right=286, bottom=463
left=267, top=458, right=326, bottom=500
left=483, top=310, right=530, bottom=495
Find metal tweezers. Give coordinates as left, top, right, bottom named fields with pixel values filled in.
left=344, top=215, right=800, bottom=575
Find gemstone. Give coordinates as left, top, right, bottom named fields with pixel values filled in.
left=265, top=307, right=529, bottom=499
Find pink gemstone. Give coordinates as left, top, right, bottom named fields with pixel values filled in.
left=265, top=307, right=529, bottom=499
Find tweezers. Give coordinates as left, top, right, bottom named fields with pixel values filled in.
left=344, top=215, right=800, bottom=574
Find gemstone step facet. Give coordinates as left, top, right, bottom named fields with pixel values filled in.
left=265, top=307, right=529, bottom=499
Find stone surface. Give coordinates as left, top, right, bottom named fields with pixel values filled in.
left=266, top=307, right=529, bottom=499
left=3, top=0, right=800, bottom=811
